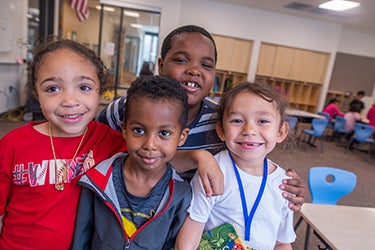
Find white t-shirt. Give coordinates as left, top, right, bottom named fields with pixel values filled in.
left=188, top=150, right=296, bottom=250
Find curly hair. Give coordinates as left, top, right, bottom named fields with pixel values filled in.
left=123, top=75, right=189, bottom=130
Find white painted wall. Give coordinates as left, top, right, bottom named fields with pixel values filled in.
left=0, top=0, right=28, bottom=113
left=339, top=30, right=375, bottom=57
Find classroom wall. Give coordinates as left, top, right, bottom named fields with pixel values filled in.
left=0, top=0, right=28, bottom=113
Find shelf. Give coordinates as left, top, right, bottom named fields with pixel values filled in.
left=210, top=70, right=247, bottom=97
left=256, top=43, right=329, bottom=84
left=325, top=90, right=353, bottom=112
left=255, top=75, right=321, bottom=112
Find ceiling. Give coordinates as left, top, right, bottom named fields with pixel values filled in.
left=212, top=0, right=375, bottom=35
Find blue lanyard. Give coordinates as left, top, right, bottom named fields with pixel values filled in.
left=228, top=151, right=268, bottom=241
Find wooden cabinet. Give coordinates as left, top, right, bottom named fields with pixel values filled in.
left=212, top=34, right=253, bottom=73
left=256, top=43, right=330, bottom=84
left=209, top=34, right=252, bottom=99
left=256, top=43, right=330, bottom=112
left=325, top=90, right=353, bottom=112
left=308, top=52, right=330, bottom=84
left=256, top=76, right=321, bottom=113
left=211, top=70, right=247, bottom=100
left=256, top=43, right=276, bottom=76
left=272, top=46, right=294, bottom=79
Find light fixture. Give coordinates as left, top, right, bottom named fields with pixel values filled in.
left=124, top=11, right=140, bottom=18
left=95, top=5, right=115, bottom=12
left=130, top=23, right=143, bottom=29
left=319, top=0, right=360, bottom=11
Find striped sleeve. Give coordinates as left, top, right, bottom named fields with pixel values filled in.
left=96, top=97, right=126, bottom=132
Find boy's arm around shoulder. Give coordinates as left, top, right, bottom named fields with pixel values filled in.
left=175, top=215, right=205, bottom=250
left=280, top=168, right=308, bottom=211
left=170, top=150, right=223, bottom=197
left=71, top=187, right=95, bottom=250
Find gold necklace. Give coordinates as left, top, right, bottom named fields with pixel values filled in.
left=49, top=123, right=88, bottom=191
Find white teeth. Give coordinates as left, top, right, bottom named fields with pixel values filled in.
left=187, top=82, right=197, bottom=88
left=181, top=82, right=198, bottom=88
left=63, top=114, right=80, bottom=118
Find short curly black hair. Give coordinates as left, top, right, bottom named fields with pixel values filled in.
left=123, top=75, right=189, bottom=130
left=160, top=25, right=217, bottom=64
left=27, top=36, right=107, bottom=97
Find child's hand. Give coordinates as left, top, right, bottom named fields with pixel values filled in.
left=196, top=151, right=224, bottom=197
left=170, top=150, right=224, bottom=196
left=279, top=169, right=308, bottom=211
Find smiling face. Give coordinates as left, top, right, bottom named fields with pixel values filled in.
left=35, top=48, right=101, bottom=137
left=217, top=91, right=288, bottom=171
left=158, top=32, right=216, bottom=113
left=123, top=97, right=189, bottom=172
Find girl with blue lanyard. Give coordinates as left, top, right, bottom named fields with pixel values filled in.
left=175, top=81, right=296, bottom=250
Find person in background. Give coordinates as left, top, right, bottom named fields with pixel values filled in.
left=175, top=82, right=295, bottom=250
left=349, top=90, right=366, bottom=114
left=72, top=76, right=192, bottom=249
left=139, top=61, right=153, bottom=76
left=322, top=98, right=344, bottom=120
left=344, top=106, right=362, bottom=147
left=96, top=24, right=307, bottom=210
left=366, top=102, right=375, bottom=133
left=0, top=38, right=127, bottom=249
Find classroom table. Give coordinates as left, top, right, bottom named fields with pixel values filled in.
left=299, top=203, right=375, bottom=250
left=286, top=109, right=326, bottom=123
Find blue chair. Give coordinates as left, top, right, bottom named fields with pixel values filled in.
left=317, top=111, right=333, bottom=137
left=347, top=123, right=375, bottom=158
left=300, top=118, right=329, bottom=152
left=330, top=116, right=348, bottom=144
left=285, top=115, right=298, bottom=131
left=317, top=111, right=330, bottom=121
left=308, top=167, right=357, bottom=204
left=295, top=167, right=357, bottom=250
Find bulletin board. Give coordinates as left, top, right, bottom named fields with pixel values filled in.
left=329, top=52, right=375, bottom=95
left=0, top=0, right=28, bottom=64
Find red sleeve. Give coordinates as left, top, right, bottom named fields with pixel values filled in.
left=0, top=134, right=14, bottom=216
left=334, top=106, right=345, bottom=117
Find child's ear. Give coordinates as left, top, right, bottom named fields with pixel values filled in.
left=215, top=122, right=226, bottom=142
left=177, top=128, right=190, bottom=147
left=276, top=121, right=289, bottom=143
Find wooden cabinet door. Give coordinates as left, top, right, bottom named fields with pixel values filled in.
left=213, top=35, right=233, bottom=72
left=272, top=46, right=294, bottom=79
left=308, top=52, right=329, bottom=84
left=290, top=49, right=311, bottom=82
left=257, top=43, right=277, bottom=76
left=212, top=34, right=252, bottom=73
left=231, top=38, right=252, bottom=73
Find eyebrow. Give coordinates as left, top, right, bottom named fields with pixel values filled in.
left=39, top=75, right=97, bottom=85
left=39, top=76, right=62, bottom=85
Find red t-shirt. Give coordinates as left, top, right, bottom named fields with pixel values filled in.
left=0, top=121, right=126, bottom=250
